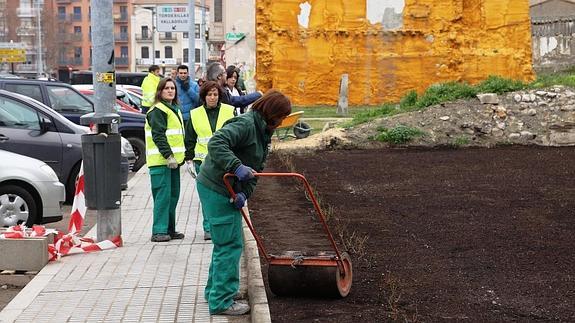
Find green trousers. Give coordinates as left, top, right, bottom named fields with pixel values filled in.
left=195, top=162, right=210, bottom=233
left=150, top=165, right=180, bottom=234
left=197, top=181, right=243, bottom=314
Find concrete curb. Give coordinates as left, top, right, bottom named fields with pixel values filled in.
left=242, top=209, right=272, bottom=323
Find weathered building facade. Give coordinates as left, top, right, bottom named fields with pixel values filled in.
left=257, top=0, right=534, bottom=106
left=530, top=0, right=575, bottom=72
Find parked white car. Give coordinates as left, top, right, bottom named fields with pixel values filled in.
left=0, top=150, right=65, bottom=227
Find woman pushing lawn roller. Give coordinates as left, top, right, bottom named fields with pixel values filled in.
left=195, top=90, right=292, bottom=315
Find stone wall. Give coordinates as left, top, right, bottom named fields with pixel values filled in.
left=256, top=0, right=534, bottom=106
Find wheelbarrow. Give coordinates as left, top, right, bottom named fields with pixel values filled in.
left=224, top=172, right=353, bottom=298
left=275, top=111, right=312, bottom=140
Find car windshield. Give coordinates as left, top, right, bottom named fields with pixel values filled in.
left=46, top=86, right=93, bottom=113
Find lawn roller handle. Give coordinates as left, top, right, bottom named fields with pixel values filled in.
left=222, top=172, right=346, bottom=265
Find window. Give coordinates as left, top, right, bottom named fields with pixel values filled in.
left=155, top=50, right=160, bottom=59
left=165, top=46, right=173, bottom=59
left=120, top=26, right=128, bottom=34
left=58, top=6, right=66, bottom=20
left=141, top=46, right=149, bottom=59
left=74, top=26, right=81, bottom=34
left=183, top=48, right=188, bottom=63
left=195, top=49, right=201, bottom=63
left=121, top=46, right=128, bottom=58
left=214, top=0, right=222, bottom=22
left=141, top=26, right=149, bottom=38
left=46, top=86, right=93, bottom=113
left=74, top=47, right=82, bottom=58
left=0, top=97, right=41, bottom=130
left=73, top=6, right=81, bottom=20
left=3, top=84, right=43, bottom=104
left=195, top=24, right=200, bottom=39
left=120, top=6, right=127, bottom=14
left=165, top=32, right=172, bottom=39
left=183, top=32, right=188, bottom=39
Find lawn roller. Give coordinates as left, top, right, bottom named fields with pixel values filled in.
left=223, top=172, right=353, bottom=298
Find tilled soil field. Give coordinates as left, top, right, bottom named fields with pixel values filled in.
left=248, top=146, right=575, bottom=322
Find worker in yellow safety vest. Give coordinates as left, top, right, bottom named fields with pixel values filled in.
left=184, top=80, right=236, bottom=241
left=145, top=78, right=186, bottom=242
left=141, top=64, right=161, bottom=114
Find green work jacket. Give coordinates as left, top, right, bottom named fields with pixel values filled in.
left=188, top=103, right=235, bottom=162
left=197, top=110, right=272, bottom=199
left=145, top=101, right=185, bottom=167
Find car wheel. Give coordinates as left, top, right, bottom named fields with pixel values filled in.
left=0, top=184, right=38, bottom=227
left=66, top=163, right=81, bottom=203
left=127, top=137, right=146, bottom=172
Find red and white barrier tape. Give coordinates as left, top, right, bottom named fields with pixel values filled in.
left=1, top=162, right=122, bottom=261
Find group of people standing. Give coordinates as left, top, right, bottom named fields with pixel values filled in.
left=141, top=62, right=292, bottom=316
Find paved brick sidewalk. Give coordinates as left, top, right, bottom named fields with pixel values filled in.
left=0, top=168, right=269, bottom=323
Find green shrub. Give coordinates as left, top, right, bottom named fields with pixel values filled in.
left=375, top=125, right=424, bottom=144
left=344, top=104, right=397, bottom=127
left=477, top=75, right=526, bottom=94
left=399, top=90, right=418, bottom=109
left=453, top=136, right=470, bottom=146
left=415, top=82, right=477, bottom=108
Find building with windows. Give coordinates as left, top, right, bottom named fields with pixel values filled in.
left=43, top=0, right=133, bottom=80
left=131, top=1, right=208, bottom=78
left=0, top=0, right=45, bottom=78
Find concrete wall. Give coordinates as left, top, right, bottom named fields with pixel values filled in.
left=256, top=0, right=534, bottom=106
left=223, top=0, right=257, bottom=92
left=532, top=17, right=575, bottom=72
left=530, top=0, right=575, bottom=18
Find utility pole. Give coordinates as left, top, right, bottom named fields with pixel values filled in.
left=151, top=8, right=156, bottom=65
left=201, top=0, right=207, bottom=74
left=82, top=0, right=122, bottom=243
left=36, top=0, right=43, bottom=77
left=188, top=0, right=195, bottom=76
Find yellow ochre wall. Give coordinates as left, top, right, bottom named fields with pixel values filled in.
left=256, top=0, right=534, bottom=106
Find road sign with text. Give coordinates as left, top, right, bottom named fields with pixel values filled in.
left=0, top=48, right=26, bottom=63
left=157, top=5, right=189, bottom=32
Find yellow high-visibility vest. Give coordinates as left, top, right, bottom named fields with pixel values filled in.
left=190, top=104, right=235, bottom=162
left=145, top=102, right=185, bottom=167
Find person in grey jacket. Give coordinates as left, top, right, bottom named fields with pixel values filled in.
left=205, top=62, right=262, bottom=110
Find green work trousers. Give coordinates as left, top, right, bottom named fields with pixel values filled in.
left=197, top=181, right=243, bottom=314
left=195, top=162, right=210, bottom=233
left=150, top=165, right=180, bottom=235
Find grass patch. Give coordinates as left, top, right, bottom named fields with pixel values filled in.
left=299, top=71, right=575, bottom=128
left=292, top=105, right=372, bottom=118
left=375, top=125, right=425, bottom=144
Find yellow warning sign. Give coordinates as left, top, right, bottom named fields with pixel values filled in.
left=96, top=72, right=115, bottom=84
left=0, top=48, right=26, bottom=63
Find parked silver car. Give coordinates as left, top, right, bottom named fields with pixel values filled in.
left=0, top=89, right=132, bottom=201
left=0, top=149, right=65, bottom=226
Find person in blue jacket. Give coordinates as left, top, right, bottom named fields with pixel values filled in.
left=175, top=64, right=200, bottom=123
left=197, top=90, right=291, bottom=315
left=205, top=62, right=262, bottom=111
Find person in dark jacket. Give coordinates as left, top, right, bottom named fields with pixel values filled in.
left=225, top=65, right=247, bottom=114
left=145, top=78, right=186, bottom=242
left=205, top=62, right=262, bottom=110
left=184, top=81, right=236, bottom=240
left=197, top=90, right=291, bottom=315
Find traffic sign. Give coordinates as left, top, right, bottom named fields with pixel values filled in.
left=0, top=48, right=26, bottom=63
left=157, top=5, right=190, bottom=32
left=225, top=32, right=246, bottom=42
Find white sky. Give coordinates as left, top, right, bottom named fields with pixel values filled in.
left=366, top=0, right=405, bottom=24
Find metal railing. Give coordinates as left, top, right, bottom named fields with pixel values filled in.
left=115, top=57, right=129, bottom=66
left=135, top=34, right=152, bottom=42
left=115, top=33, right=129, bottom=42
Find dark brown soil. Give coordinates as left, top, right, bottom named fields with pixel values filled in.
left=248, top=146, right=575, bottom=322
